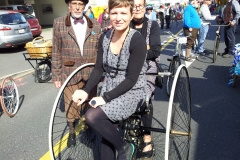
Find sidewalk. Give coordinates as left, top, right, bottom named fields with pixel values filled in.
left=41, top=26, right=53, bottom=40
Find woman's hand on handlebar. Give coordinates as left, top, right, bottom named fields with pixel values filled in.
left=89, top=97, right=106, bottom=108
left=72, top=89, right=88, bottom=106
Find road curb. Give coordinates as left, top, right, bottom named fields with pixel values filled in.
left=0, top=68, right=34, bottom=82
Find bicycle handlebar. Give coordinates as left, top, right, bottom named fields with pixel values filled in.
left=209, top=22, right=231, bottom=26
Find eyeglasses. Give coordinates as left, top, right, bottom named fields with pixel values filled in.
left=71, top=2, right=85, bottom=8
left=133, top=5, right=144, bottom=11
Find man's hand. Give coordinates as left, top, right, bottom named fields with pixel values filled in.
left=72, top=90, right=88, bottom=106
left=54, top=81, right=62, bottom=89
left=89, top=97, right=106, bottom=108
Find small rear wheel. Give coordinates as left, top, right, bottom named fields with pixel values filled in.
left=0, top=77, right=19, bottom=117
left=166, top=56, right=181, bottom=97
left=213, top=37, right=220, bottom=63
left=35, top=60, right=52, bottom=83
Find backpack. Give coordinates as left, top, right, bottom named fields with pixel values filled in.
left=223, top=0, right=236, bottom=24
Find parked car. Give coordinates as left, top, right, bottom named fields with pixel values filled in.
left=17, top=10, right=42, bottom=37
left=0, top=10, right=33, bottom=48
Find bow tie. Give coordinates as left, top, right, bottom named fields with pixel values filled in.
left=74, top=18, right=84, bottom=25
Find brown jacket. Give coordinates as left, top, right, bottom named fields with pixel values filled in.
left=52, top=13, right=101, bottom=85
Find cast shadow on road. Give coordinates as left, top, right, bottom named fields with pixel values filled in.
left=189, top=64, right=240, bottom=159
left=18, top=95, right=25, bottom=113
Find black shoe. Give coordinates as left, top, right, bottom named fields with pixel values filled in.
left=219, top=51, right=227, bottom=56
left=117, top=143, right=135, bottom=160
left=141, top=142, right=154, bottom=159
left=199, top=52, right=206, bottom=56
left=67, top=133, right=76, bottom=147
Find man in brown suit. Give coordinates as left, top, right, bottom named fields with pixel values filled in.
left=52, top=0, right=101, bottom=147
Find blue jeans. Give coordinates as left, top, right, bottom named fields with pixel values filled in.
left=197, top=24, right=209, bottom=53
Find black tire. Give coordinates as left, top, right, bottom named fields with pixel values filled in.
left=213, top=37, right=220, bottom=63
left=35, top=60, right=52, bottom=83
left=49, top=63, right=102, bottom=160
left=167, top=56, right=181, bottom=97
left=165, top=65, right=191, bottom=160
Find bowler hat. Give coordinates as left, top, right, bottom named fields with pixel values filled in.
left=65, top=0, right=89, bottom=4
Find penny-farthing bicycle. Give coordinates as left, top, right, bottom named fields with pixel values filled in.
left=49, top=63, right=192, bottom=160
left=0, top=77, right=20, bottom=117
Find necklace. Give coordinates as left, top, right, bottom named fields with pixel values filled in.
left=105, top=27, right=131, bottom=78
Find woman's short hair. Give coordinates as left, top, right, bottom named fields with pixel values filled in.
left=108, top=0, right=134, bottom=13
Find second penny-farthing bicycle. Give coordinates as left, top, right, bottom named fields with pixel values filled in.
left=49, top=63, right=192, bottom=160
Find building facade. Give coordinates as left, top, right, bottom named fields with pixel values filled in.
left=0, top=0, right=102, bottom=25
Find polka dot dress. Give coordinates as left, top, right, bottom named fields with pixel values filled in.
left=100, top=29, right=148, bottom=122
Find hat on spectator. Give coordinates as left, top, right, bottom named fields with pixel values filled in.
left=146, top=5, right=153, bottom=10
left=65, top=0, right=89, bottom=4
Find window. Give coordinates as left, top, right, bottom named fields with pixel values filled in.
left=0, top=13, right=27, bottom=25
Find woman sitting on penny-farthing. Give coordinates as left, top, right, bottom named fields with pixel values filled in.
left=72, top=0, right=148, bottom=159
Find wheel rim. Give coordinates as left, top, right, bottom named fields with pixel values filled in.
left=36, top=61, right=51, bottom=82
left=49, top=63, right=101, bottom=160
left=0, top=77, right=19, bottom=117
left=165, top=65, right=191, bottom=160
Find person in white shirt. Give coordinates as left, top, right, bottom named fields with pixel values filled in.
left=197, top=0, right=217, bottom=55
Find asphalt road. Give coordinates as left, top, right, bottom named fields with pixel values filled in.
left=0, top=20, right=240, bottom=160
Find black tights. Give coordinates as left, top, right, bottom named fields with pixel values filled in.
left=85, top=104, right=153, bottom=160
left=85, top=107, right=125, bottom=160
left=140, top=101, right=153, bottom=135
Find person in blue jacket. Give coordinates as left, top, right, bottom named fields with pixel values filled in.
left=183, top=0, right=201, bottom=61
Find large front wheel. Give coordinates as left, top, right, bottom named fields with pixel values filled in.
left=165, top=65, right=192, bottom=160
left=49, top=63, right=101, bottom=160
left=166, top=56, right=181, bottom=97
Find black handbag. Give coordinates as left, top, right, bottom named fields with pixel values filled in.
left=155, top=61, right=164, bottom=89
